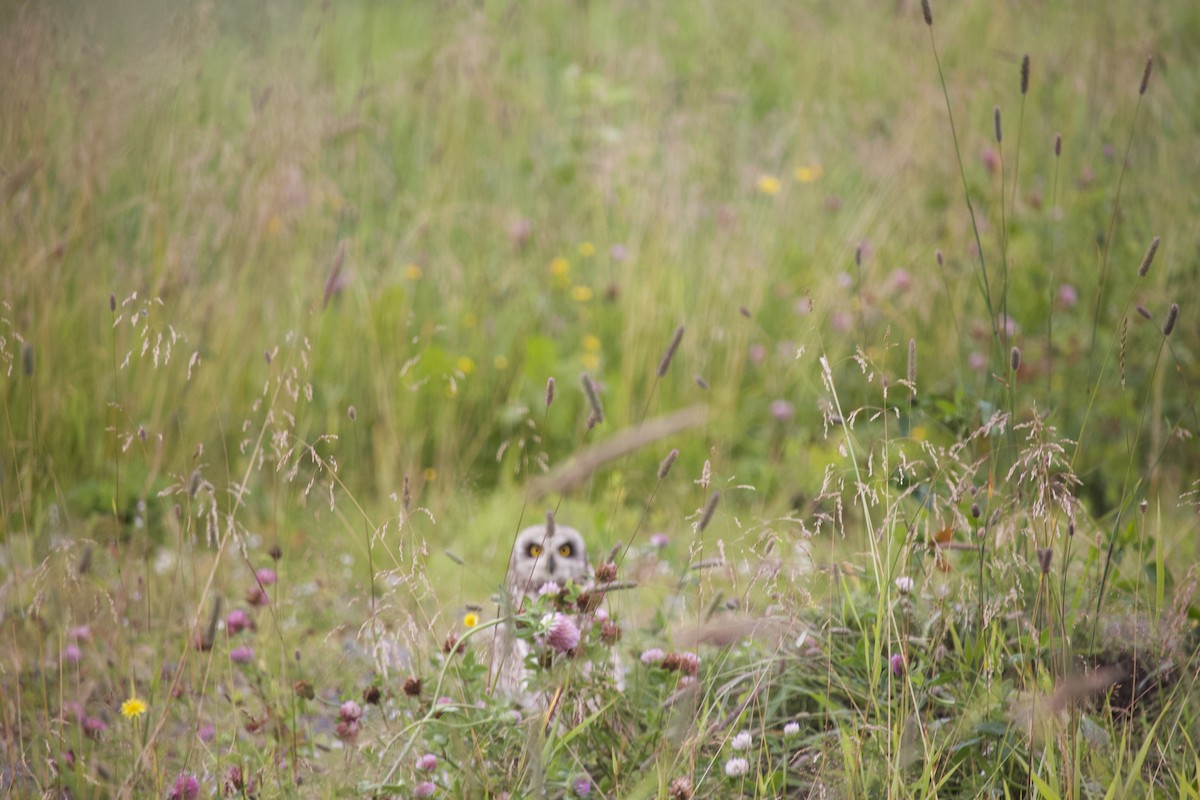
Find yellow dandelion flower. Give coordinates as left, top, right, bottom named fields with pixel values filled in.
left=463, top=612, right=480, bottom=628
left=578, top=241, right=596, bottom=258
left=493, top=355, right=509, bottom=370
left=403, top=264, right=424, bottom=280
left=570, top=285, right=594, bottom=302
left=120, top=697, right=147, bottom=719
left=582, top=334, right=602, bottom=353
left=756, top=175, right=782, bottom=195
left=423, top=467, right=437, bottom=482
left=550, top=257, right=570, bottom=277
left=581, top=353, right=600, bottom=371
left=456, top=356, right=476, bottom=375
left=793, top=164, right=824, bottom=183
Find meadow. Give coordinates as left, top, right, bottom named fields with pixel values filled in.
left=2, top=0, right=1199, bottom=797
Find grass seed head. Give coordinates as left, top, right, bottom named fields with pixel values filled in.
left=1010, top=346, right=1022, bottom=372
left=1020, top=54, right=1030, bottom=94
left=1138, top=236, right=1160, bottom=277
left=545, top=376, right=555, bottom=408
left=993, top=105, right=1003, bottom=143
left=581, top=372, right=604, bottom=425
left=1054, top=132, right=1062, bottom=157
left=658, top=448, right=679, bottom=479
left=657, top=325, right=685, bottom=377
left=1037, top=547, right=1053, bottom=574
left=921, top=0, right=933, bottom=26
left=907, top=338, right=917, bottom=389
left=1140, top=55, right=1153, bottom=95
left=1162, top=303, right=1179, bottom=336
left=697, top=491, right=720, bottom=533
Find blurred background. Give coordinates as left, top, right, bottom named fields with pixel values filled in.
left=2, top=0, right=1197, bottom=581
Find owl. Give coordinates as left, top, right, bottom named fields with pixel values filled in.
left=494, top=522, right=593, bottom=706
left=504, top=523, right=592, bottom=601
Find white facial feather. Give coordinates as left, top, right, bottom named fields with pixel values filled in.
left=505, top=523, right=590, bottom=599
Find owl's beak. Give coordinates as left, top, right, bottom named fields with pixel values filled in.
left=546, top=554, right=557, bottom=575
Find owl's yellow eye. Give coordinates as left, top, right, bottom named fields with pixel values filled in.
left=558, top=543, right=574, bottom=558
left=527, top=543, right=543, bottom=558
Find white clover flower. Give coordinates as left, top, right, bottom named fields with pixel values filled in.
left=783, top=721, right=800, bottom=737
left=894, top=575, right=914, bottom=595
left=724, top=757, right=749, bottom=777
left=730, top=731, right=752, bottom=751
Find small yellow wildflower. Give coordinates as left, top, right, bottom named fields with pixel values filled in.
left=493, top=355, right=509, bottom=370
left=456, top=356, right=476, bottom=375
left=581, top=353, right=600, bottom=372
left=582, top=334, right=602, bottom=353
left=550, top=257, right=570, bottom=277
left=120, top=697, right=147, bottom=720
left=463, top=612, right=480, bottom=628
left=756, top=175, right=782, bottom=195
left=403, top=264, right=424, bottom=280
left=570, top=285, right=594, bottom=302
left=578, top=241, right=596, bottom=258
left=793, top=164, right=824, bottom=183
left=462, top=312, right=478, bottom=328
left=423, top=467, right=437, bottom=482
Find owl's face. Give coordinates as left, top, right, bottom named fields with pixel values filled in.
left=506, top=523, right=590, bottom=599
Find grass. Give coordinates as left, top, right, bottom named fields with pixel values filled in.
left=2, top=0, right=1199, bottom=797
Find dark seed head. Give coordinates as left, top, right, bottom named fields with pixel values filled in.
left=1162, top=303, right=1179, bottom=336
left=1020, top=54, right=1030, bottom=95
left=403, top=676, right=422, bottom=697
left=921, top=0, right=933, bottom=26
left=935, top=249, right=944, bottom=267
left=109, top=293, right=117, bottom=312
left=657, top=325, right=685, bottom=378
left=1139, top=55, right=1153, bottom=95
left=970, top=502, right=981, bottom=520
left=993, top=106, right=1002, bottom=144
left=545, top=376, right=555, bottom=408
left=581, top=372, right=604, bottom=425
left=697, top=491, right=721, bottom=533
left=1138, top=236, right=1160, bottom=277
left=658, top=448, right=679, bottom=480
left=21, top=343, right=33, bottom=376
left=694, top=376, right=709, bottom=390
left=545, top=509, right=555, bottom=539
left=347, top=405, right=357, bottom=421
left=1010, top=346, right=1022, bottom=372
left=1036, top=547, right=1052, bottom=574
left=1136, top=305, right=1152, bottom=320
left=1054, top=133, right=1062, bottom=157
